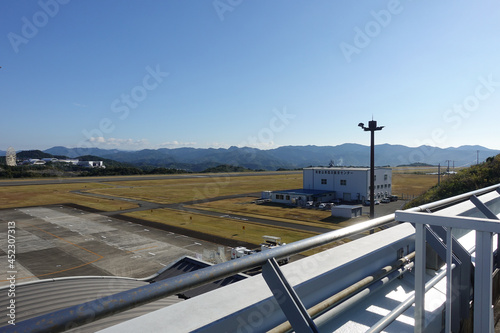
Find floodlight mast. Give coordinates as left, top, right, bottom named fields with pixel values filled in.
left=359, top=120, right=384, bottom=221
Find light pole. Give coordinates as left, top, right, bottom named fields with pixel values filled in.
left=358, top=120, right=384, bottom=220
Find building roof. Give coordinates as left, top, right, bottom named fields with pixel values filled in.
left=148, top=256, right=249, bottom=299
left=271, top=188, right=334, bottom=196
left=0, top=276, right=182, bottom=333
left=303, top=166, right=391, bottom=171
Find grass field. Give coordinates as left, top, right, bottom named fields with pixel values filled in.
left=0, top=182, right=138, bottom=211
left=391, top=166, right=440, bottom=199
left=87, top=173, right=303, bottom=204
left=124, top=207, right=317, bottom=246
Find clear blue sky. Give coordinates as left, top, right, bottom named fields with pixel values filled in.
left=2, top=0, right=500, bottom=151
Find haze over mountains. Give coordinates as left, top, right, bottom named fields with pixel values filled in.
left=27, top=144, right=500, bottom=172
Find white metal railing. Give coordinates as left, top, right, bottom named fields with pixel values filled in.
left=395, top=209, right=500, bottom=333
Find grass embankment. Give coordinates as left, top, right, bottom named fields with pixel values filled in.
left=405, top=155, right=500, bottom=208
left=0, top=182, right=138, bottom=211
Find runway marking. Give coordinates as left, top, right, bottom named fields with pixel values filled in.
left=184, top=242, right=202, bottom=248
left=126, top=246, right=158, bottom=253
left=0, top=222, right=104, bottom=282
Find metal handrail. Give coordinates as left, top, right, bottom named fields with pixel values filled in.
left=7, top=183, right=500, bottom=333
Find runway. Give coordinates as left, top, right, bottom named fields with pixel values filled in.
left=0, top=171, right=301, bottom=187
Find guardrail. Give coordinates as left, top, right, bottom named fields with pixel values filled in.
left=6, top=183, right=500, bottom=333
left=396, top=192, right=500, bottom=333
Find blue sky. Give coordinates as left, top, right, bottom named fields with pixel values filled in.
left=2, top=0, right=500, bottom=151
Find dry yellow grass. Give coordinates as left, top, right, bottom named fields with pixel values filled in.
left=392, top=167, right=440, bottom=198
left=125, top=208, right=315, bottom=245
left=88, top=173, right=303, bottom=204
left=0, top=183, right=138, bottom=211
left=192, top=196, right=370, bottom=230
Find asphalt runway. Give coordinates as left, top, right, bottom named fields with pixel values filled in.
left=0, top=171, right=301, bottom=187
left=0, top=206, right=226, bottom=287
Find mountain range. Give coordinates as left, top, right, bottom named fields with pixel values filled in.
left=32, top=144, right=500, bottom=172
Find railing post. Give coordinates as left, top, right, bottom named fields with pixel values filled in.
left=474, top=231, right=493, bottom=333
left=445, top=227, right=452, bottom=333
left=415, top=222, right=426, bottom=333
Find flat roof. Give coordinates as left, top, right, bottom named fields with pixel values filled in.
left=303, top=167, right=391, bottom=171
left=0, top=277, right=182, bottom=333
left=333, top=205, right=363, bottom=209
left=272, top=189, right=334, bottom=196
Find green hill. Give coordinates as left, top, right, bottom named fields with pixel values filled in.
left=405, top=154, right=500, bottom=208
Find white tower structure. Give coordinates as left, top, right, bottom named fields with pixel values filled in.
left=6, top=147, right=16, bottom=166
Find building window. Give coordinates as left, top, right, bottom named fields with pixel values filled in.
left=384, top=174, right=388, bottom=181
left=340, top=179, right=347, bottom=186
left=321, top=179, right=327, bottom=185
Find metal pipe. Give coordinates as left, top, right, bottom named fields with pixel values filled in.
left=269, top=252, right=415, bottom=333
left=314, top=261, right=415, bottom=328
left=365, top=264, right=455, bottom=333
left=10, top=184, right=500, bottom=333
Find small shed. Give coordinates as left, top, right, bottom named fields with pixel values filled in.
left=331, top=205, right=363, bottom=218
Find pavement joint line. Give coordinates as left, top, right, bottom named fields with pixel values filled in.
left=0, top=222, right=104, bottom=282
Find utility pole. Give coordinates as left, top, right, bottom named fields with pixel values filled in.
left=477, top=150, right=479, bottom=165
left=438, top=163, right=440, bottom=185
left=358, top=120, right=384, bottom=220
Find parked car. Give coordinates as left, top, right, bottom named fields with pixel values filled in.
left=389, top=195, right=399, bottom=202
left=364, top=200, right=380, bottom=206
left=381, top=198, right=391, bottom=203
left=318, top=203, right=333, bottom=209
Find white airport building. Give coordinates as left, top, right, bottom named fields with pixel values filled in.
left=268, top=167, right=392, bottom=205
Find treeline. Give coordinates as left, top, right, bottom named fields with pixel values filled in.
left=405, top=155, right=500, bottom=208
left=0, top=165, right=189, bottom=179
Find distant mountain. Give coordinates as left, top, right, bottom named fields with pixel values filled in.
left=41, top=144, right=500, bottom=171
left=44, top=146, right=123, bottom=158
left=16, top=150, right=56, bottom=160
